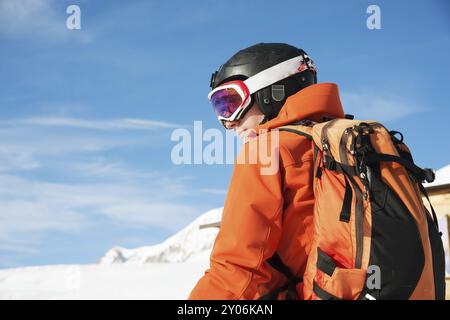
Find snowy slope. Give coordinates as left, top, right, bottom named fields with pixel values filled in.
left=0, top=208, right=222, bottom=300
left=0, top=254, right=211, bottom=300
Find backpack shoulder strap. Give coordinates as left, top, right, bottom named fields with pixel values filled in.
left=278, top=120, right=315, bottom=140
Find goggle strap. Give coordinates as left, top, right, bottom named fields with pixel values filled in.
left=244, top=55, right=306, bottom=94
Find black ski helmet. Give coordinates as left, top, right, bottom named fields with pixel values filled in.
left=210, top=43, right=317, bottom=121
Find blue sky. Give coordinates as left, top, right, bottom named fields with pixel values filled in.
left=0, top=0, right=449, bottom=268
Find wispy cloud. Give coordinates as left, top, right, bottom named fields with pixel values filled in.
left=0, top=0, right=93, bottom=43
left=70, top=157, right=195, bottom=196
left=341, top=91, right=426, bottom=121
left=0, top=170, right=203, bottom=255
left=0, top=131, right=144, bottom=174
left=0, top=147, right=40, bottom=172
left=0, top=115, right=183, bottom=171
left=1, top=117, right=183, bottom=130
left=0, top=114, right=206, bottom=261
left=199, top=188, right=227, bottom=196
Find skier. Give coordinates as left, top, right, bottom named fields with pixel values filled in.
left=189, top=42, right=446, bottom=300
left=189, top=43, right=345, bottom=299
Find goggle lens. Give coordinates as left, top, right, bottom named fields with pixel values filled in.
left=210, top=87, right=243, bottom=119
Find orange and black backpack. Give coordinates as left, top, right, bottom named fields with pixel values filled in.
left=264, top=117, right=446, bottom=300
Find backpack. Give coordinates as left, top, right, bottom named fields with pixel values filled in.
left=262, top=117, right=446, bottom=300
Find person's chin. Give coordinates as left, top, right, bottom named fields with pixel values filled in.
left=237, top=129, right=256, bottom=142
left=236, top=129, right=247, bottom=140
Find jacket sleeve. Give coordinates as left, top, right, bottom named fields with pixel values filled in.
left=189, top=138, right=284, bottom=300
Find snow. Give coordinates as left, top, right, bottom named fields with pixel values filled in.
left=425, top=164, right=450, bottom=188
left=0, top=257, right=210, bottom=300
left=0, top=208, right=222, bottom=300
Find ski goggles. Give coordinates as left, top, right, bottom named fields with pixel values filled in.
left=208, top=80, right=252, bottom=122
left=208, top=54, right=317, bottom=123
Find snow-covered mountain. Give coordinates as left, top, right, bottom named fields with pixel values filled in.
left=98, top=208, right=221, bottom=265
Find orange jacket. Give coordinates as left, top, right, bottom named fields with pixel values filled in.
left=189, top=83, right=345, bottom=300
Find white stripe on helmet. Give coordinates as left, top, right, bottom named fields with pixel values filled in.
left=244, top=54, right=315, bottom=94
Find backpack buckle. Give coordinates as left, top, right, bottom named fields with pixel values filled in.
left=423, top=168, right=435, bottom=183
left=324, top=156, right=336, bottom=171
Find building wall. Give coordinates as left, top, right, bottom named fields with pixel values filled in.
left=428, top=193, right=450, bottom=218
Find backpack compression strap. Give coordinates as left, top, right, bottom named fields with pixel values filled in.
left=259, top=252, right=302, bottom=300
